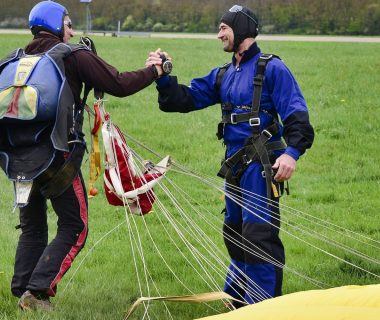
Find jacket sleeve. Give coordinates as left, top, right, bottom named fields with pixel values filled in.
left=283, top=111, right=314, bottom=156
left=71, top=50, right=156, bottom=97
left=156, top=76, right=197, bottom=113
left=265, top=60, right=314, bottom=157
left=156, top=68, right=221, bottom=113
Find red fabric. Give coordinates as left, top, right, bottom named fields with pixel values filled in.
left=104, top=132, right=161, bottom=215
left=48, top=175, right=88, bottom=296
left=7, top=87, right=21, bottom=117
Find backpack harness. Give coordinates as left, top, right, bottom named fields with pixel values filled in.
left=215, top=54, right=287, bottom=201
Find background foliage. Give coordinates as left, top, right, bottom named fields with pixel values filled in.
left=1, top=0, right=380, bottom=35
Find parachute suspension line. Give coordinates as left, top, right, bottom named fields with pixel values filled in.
left=123, top=202, right=151, bottom=314
left=155, top=182, right=265, bottom=303
left=160, top=172, right=327, bottom=292
left=106, top=123, right=176, bottom=319
left=123, top=191, right=223, bottom=315
left=168, top=166, right=380, bottom=270
left=144, top=164, right=302, bottom=298
left=123, top=130, right=380, bottom=259
left=150, top=186, right=239, bottom=308
left=219, top=180, right=380, bottom=267
left=121, top=135, right=354, bottom=286
left=175, top=170, right=328, bottom=288
left=157, top=177, right=271, bottom=302
left=219, top=176, right=380, bottom=250
left=208, top=178, right=380, bottom=279
left=107, top=141, right=245, bottom=308
left=124, top=208, right=175, bottom=319
left=98, top=103, right=226, bottom=316
left=61, top=221, right=126, bottom=294
left=204, top=170, right=380, bottom=251
left=165, top=167, right=380, bottom=282
left=120, top=130, right=380, bottom=289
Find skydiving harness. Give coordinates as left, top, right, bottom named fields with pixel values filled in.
left=216, top=54, right=287, bottom=200
left=39, top=37, right=103, bottom=201
left=0, top=38, right=98, bottom=207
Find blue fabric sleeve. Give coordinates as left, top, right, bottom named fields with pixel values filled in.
left=284, top=146, right=301, bottom=161
left=155, top=75, right=171, bottom=87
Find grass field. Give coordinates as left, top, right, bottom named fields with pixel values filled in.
left=0, top=34, right=380, bottom=319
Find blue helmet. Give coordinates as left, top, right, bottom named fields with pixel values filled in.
left=29, top=1, right=68, bottom=38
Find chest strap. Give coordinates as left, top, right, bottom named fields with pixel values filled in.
left=221, top=111, right=260, bottom=126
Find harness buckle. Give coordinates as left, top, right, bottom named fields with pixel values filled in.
left=260, top=54, right=273, bottom=61
left=261, top=169, right=273, bottom=178
left=230, top=113, right=237, bottom=124
left=242, top=154, right=252, bottom=165
left=262, top=129, right=272, bottom=139
left=253, top=77, right=263, bottom=86
left=249, top=117, right=260, bottom=126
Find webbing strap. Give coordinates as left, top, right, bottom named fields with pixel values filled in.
left=251, top=54, right=275, bottom=137
left=40, top=141, right=86, bottom=199
left=88, top=101, right=102, bottom=197
left=221, top=111, right=259, bottom=125
left=215, top=62, right=231, bottom=94
left=125, top=292, right=246, bottom=319
left=217, top=139, right=286, bottom=180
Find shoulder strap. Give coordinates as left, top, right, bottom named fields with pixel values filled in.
left=76, top=37, right=104, bottom=107
left=215, top=62, right=231, bottom=95
left=0, top=48, right=24, bottom=73
left=251, top=53, right=280, bottom=137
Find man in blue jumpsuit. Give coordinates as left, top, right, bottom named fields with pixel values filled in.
left=146, top=5, right=314, bottom=306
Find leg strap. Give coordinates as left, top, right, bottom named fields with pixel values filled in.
left=39, top=141, right=86, bottom=199
left=218, top=139, right=286, bottom=200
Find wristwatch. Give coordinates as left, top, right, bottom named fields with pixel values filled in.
left=160, top=54, right=172, bottom=75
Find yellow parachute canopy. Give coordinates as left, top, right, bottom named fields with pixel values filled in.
left=196, top=284, right=380, bottom=320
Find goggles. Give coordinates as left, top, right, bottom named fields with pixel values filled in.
left=229, top=5, right=258, bottom=25
left=64, top=20, right=73, bottom=29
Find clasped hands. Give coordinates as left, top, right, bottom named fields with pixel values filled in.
left=145, top=48, right=171, bottom=78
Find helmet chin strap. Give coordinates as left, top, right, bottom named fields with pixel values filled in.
left=233, top=37, right=243, bottom=54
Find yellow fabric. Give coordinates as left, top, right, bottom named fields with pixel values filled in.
left=195, top=285, right=380, bottom=320
left=14, top=56, right=41, bottom=86
left=22, top=86, right=38, bottom=115
left=88, top=126, right=101, bottom=198
left=126, top=292, right=244, bottom=320
left=0, top=86, right=38, bottom=120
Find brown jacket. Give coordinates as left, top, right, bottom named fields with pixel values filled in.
left=25, top=33, right=156, bottom=107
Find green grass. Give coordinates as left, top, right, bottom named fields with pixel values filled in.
left=0, top=33, right=380, bottom=319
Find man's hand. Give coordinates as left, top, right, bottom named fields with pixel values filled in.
left=272, top=154, right=296, bottom=182
left=145, top=48, right=171, bottom=78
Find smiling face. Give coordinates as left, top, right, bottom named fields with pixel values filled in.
left=62, top=15, right=74, bottom=43
left=217, top=22, right=234, bottom=52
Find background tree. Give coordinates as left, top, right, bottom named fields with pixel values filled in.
left=1, top=0, right=379, bottom=35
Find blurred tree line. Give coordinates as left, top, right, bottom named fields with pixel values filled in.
left=1, top=0, right=379, bottom=35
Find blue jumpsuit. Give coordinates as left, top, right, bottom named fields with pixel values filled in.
left=156, top=42, right=314, bottom=304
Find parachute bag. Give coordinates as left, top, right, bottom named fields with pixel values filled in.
left=0, top=44, right=75, bottom=208
left=0, top=52, right=62, bottom=124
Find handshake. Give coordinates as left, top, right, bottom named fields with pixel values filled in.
left=145, top=48, right=172, bottom=78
